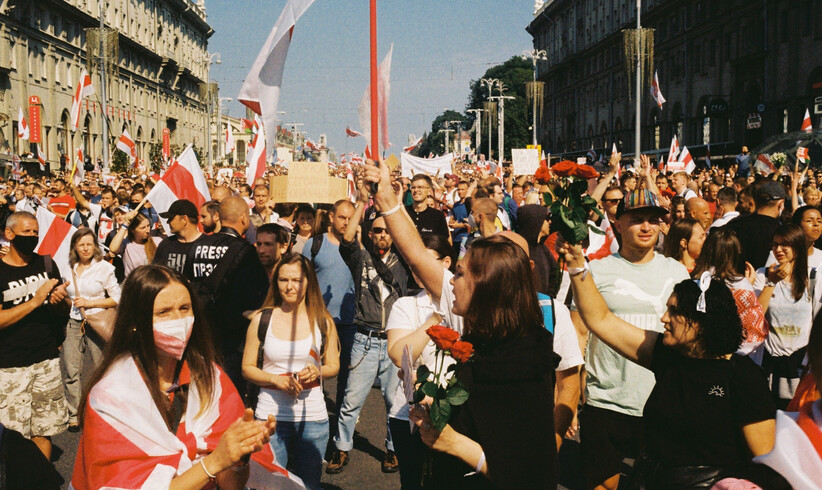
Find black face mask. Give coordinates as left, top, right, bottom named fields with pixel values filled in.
left=12, top=234, right=38, bottom=255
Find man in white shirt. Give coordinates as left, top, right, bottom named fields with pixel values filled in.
left=710, top=187, right=740, bottom=230
left=671, top=171, right=698, bottom=200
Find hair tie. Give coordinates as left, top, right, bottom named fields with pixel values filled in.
left=695, top=271, right=712, bottom=313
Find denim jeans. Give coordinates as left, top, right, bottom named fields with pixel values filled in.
left=334, top=324, right=357, bottom=416
left=269, top=419, right=329, bottom=490
left=60, top=318, right=105, bottom=422
left=334, top=331, right=399, bottom=452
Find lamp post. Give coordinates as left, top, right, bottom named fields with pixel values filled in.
left=491, top=83, right=515, bottom=164
left=446, top=120, right=462, bottom=157
left=467, top=108, right=483, bottom=157
left=201, top=52, right=221, bottom=173
left=480, top=78, right=500, bottom=159
left=521, top=48, right=547, bottom=147
left=217, top=97, right=232, bottom=165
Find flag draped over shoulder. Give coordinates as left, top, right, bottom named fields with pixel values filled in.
left=69, top=357, right=304, bottom=490
left=237, top=0, right=315, bottom=157
left=358, top=44, right=393, bottom=154
left=35, top=207, right=77, bottom=276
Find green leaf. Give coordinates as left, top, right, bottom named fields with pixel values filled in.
left=588, top=223, right=606, bottom=235
left=416, top=365, right=431, bottom=384
left=542, top=192, right=553, bottom=206
left=581, top=195, right=598, bottom=207
left=412, top=388, right=426, bottom=403
left=421, top=381, right=438, bottom=398
left=573, top=221, right=589, bottom=243
left=446, top=386, right=470, bottom=406
left=558, top=206, right=575, bottom=230
left=429, top=398, right=452, bottom=431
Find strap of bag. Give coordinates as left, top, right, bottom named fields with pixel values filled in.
left=310, top=233, right=323, bottom=264
left=69, top=266, right=86, bottom=319
left=255, top=308, right=274, bottom=369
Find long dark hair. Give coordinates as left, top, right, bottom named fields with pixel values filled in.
left=663, top=217, right=698, bottom=261
left=262, top=253, right=335, bottom=358
left=462, top=235, right=543, bottom=341
left=773, top=223, right=809, bottom=301
left=128, top=213, right=156, bottom=262
left=79, top=265, right=218, bottom=430
left=670, top=278, right=744, bottom=357
left=692, top=228, right=742, bottom=282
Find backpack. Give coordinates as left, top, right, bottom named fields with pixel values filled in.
left=309, top=233, right=324, bottom=264
left=244, top=308, right=274, bottom=410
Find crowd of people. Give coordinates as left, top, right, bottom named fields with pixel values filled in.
left=0, top=148, right=821, bottom=489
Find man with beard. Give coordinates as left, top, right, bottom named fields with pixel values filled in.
left=254, top=222, right=290, bottom=280
left=326, top=193, right=409, bottom=475
left=199, top=201, right=221, bottom=234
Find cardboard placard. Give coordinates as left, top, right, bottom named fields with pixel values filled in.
left=269, top=161, right=347, bottom=204
left=384, top=154, right=400, bottom=172
left=512, top=148, right=539, bottom=175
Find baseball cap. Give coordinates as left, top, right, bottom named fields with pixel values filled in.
left=753, top=180, right=787, bottom=201
left=616, top=189, right=669, bottom=217
left=159, top=199, right=199, bottom=220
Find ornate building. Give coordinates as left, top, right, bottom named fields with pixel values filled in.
left=527, top=0, right=822, bottom=159
left=0, top=0, right=214, bottom=167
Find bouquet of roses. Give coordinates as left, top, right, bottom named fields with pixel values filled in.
left=412, top=325, right=474, bottom=430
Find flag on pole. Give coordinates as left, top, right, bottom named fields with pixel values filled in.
left=755, top=153, right=776, bottom=174
left=237, top=0, right=315, bottom=157
left=35, top=207, right=78, bottom=277
left=70, top=70, right=95, bottom=131
left=798, top=146, right=809, bottom=164
left=116, top=130, right=137, bottom=167
left=346, top=166, right=357, bottom=203
left=345, top=126, right=363, bottom=138
left=802, top=109, right=813, bottom=132
left=679, top=146, right=695, bottom=174
left=246, top=125, right=267, bottom=183
left=72, top=148, right=85, bottom=185
left=241, top=118, right=256, bottom=133
left=611, top=142, right=622, bottom=178
left=650, top=71, right=666, bottom=109
left=224, top=127, right=235, bottom=155
left=667, top=135, right=680, bottom=164
left=305, top=139, right=318, bottom=151
left=587, top=147, right=597, bottom=162
left=146, top=145, right=211, bottom=234
left=17, top=107, right=29, bottom=140
left=37, top=144, right=47, bottom=171
left=358, top=44, right=393, bottom=154
left=403, top=136, right=423, bottom=153
left=539, top=151, right=548, bottom=168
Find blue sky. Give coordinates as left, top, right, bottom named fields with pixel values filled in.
left=207, top=0, right=534, bottom=155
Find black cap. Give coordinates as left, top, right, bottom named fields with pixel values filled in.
left=159, top=199, right=199, bottom=220
left=754, top=181, right=787, bottom=202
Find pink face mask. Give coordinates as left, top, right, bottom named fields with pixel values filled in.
left=153, top=316, right=195, bottom=361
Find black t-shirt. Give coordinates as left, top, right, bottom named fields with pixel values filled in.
left=153, top=235, right=200, bottom=274
left=722, top=213, right=781, bottom=271
left=643, top=337, right=775, bottom=468
left=405, top=206, right=449, bottom=238
left=0, top=255, right=64, bottom=368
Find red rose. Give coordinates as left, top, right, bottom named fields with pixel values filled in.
left=534, top=166, right=552, bottom=185
left=551, top=160, right=577, bottom=177
left=450, top=340, right=474, bottom=363
left=573, top=164, right=599, bottom=179
left=427, top=325, right=460, bottom=351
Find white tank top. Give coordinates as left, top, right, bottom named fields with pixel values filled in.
left=254, top=322, right=327, bottom=422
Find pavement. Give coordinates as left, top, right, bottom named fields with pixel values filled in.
left=51, top=369, right=584, bottom=489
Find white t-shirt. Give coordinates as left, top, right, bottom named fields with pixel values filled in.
left=678, top=188, right=698, bottom=201
left=66, top=259, right=121, bottom=321
left=710, top=211, right=740, bottom=229
left=755, top=264, right=819, bottom=357
left=574, top=252, right=690, bottom=416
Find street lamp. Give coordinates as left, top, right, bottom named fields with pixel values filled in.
left=480, top=78, right=500, bottom=159
left=202, top=51, right=221, bottom=173
left=446, top=120, right=462, bottom=157
left=218, top=97, right=232, bottom=164
left=522, top=49, right=547, bottom=147
left=467, top=109, right=483, bottom=158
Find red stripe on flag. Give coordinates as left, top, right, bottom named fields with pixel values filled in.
left=162, top=163, right=206, bottom=208
left=38, top=217, right=72, bottom=258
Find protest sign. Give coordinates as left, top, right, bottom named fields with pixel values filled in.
left=400, top=152, right=453, bottom=178
left=269, top=161, right=347, bottom=204
left=384, top=154, right=400, bottom=172
left=512, top=148, right=539, bottom=175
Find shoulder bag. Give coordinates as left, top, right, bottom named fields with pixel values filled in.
left=71, top=266, right=116, bottom=341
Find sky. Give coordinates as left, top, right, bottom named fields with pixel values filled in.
left=207, top=0, right=535, bottom=156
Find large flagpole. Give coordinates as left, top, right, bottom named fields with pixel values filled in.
left=370, top=0, right=379, bottom=158
left=634, top=0, right=641, bottom=166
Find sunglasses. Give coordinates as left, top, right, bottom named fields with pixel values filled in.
left=371, top=227, right=388, bottom=234
left=603, top=198, right=622, bottom=204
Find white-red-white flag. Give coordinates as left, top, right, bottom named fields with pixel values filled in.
left=72, top=148, right=85, bottom=185
left=404, top=136, right=423, bottom=153
left=650, top=71, right=666, bottom=109
left=358, top=44, right=393, bottom=154
left=346, top=126, right=363, bottom=138
left=37, top=144, right=47, bottom=171
left=116, top=130, right=137, bottom=166
left=17, top=107, right=29, bottom=140
left=70, top=70, right=94, bottom=131
left=237, top=0, right=315, bottom=157
left=802, top=108, right=813, bottom=132
left=224, top=127, right=235, bottom=155
left=35, top=207, right=78, bottom=277
left=346, top=166, right=357, bottom=203
left=246, top=124, right=267, bottom=183
left=755, top=153, right=776, bottom=174
left=539, top=151, right=548, bottom=168
left=667, top=135, right=680, bottom=164
left=146, top=145, right=211, bottom=234
left=680, top=146, right=695, bottom=174
left=798, top=146, right=809, bottom=164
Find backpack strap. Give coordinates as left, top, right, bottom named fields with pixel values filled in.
left=310, top=233, right=323, bottom=264
left=255, top=308, right=274, bottom=369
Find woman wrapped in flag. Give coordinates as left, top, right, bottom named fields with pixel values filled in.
left=242, top=253, right=340, bottom=490
left=70, top=265, right=305, bottom=489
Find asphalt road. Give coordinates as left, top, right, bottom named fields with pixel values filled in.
left=51, top=370, right=585, bottom=489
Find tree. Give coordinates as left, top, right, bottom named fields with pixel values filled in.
left=419, top=110, right=467, bottom=157
left=466, top=56, right=532, bottom=161
left=111, top=148, right=130, bottom=174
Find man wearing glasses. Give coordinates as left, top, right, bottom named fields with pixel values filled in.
left=405, top=174, right=449, bottom=239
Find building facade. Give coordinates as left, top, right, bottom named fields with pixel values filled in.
left=527, top=0, right=822, bottom=159
left=0, top=0, right=214, bottom=168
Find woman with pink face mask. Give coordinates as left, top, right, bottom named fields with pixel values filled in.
left=71, top=265, right=303, bottom=490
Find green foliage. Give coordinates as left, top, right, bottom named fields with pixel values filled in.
left=111, top=147, right=130, bottom=174
left=419, top=110, right=467, bottom=157
left=148, top=143, right=164, bottom=174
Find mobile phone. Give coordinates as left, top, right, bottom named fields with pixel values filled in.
left=369, top=159, right=380, bottom=195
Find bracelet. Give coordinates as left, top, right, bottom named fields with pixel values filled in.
left=475, top=451, right=486, bottom=473
left=567, top=264, right=589, bottom=279
left=381, top=202, right=402, bottom=217
left=764, top=281, right=776, bottom=288
left=199, top=458, right=217, bottom=480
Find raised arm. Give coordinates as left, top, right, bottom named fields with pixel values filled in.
left=559, top=242, right=658, bottom=369
left=638, top=154, right=661, bottom=196
left=363, top=160, right=446, bottom=303
left=591, top=152, right=619, bottom=202
left=69, top=181, right=91, bottom=210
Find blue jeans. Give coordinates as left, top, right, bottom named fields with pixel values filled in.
left=269, top=419, right=329, bottom=490
left=334, top=331, right=399, bottom=452
left=334, top=324, right=357, bottom=416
